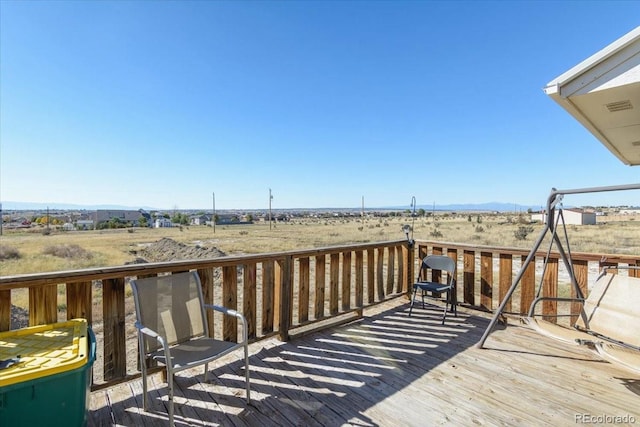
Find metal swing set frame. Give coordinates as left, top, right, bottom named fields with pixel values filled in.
left=477, top=182, right=640, bottom=349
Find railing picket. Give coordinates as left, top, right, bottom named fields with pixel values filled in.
left=67, top=280, right=92, bottom=323
left=29, top=284, right=57, bottom=326
left=480, top=252, right=493, bottom=311
left=197, top=268, right=216, bottom=337
left=330, top=253, right=340, bottom=315
left=314, top=255, right=326, bottom=319
left=222, top=266, right=238, bottom=342
left=519, top=255, right=536, bottom=315
left=542, top=257, right=559, bottom=322
left=571, top=260, right=588, bottom=324
left=499, top=253, right=513, bottom=313
left=386, top=247, right=395, bottom=295
left=242, top=262, right=257, bottom=339
left=341, top=252, right=352, bottom=312
left=0, top=290, right=10, bottom=331
left=102, top=278, right=126, bottom=381
left=376, top=247, right=385, bottom=301
left=277, top=256, right=293, bottom=342
left=262, top=261, right=275, bottom=334
left=355, top=250, right=364, bottom=312
left=298, top=257, right=310, bottom=324
left=367, top=249, right=375, bottom=304
left=463, top=250, right=475, bottom=306
left=395, top=245, right=404, bottom=294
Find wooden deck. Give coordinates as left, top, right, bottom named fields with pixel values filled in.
left=89, top=298, right=640, bottom=426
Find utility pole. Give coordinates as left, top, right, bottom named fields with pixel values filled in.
left=212, top=192, right=216, bottom=234
left=361, top=196, right=364, bottom=224
left=269, top=188, right=273, bottom=230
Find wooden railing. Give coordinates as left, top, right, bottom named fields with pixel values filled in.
left=1, top=238, right=638, bottom=390
left=0, top=240, right=412, bottom=389
left=415, top=240, right=640, bottom=322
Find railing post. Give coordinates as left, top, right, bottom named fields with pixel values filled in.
left=404, top=241, right=415, bottom=299
left=222, top=266, right=238, bottom=342
left=102, top=278, right=126, bottom=382
left=277, top=256, right=293, bottom=342
left=0, top=290, right=11, bottom=331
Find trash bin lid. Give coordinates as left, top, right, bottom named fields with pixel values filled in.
left=0, top=319, right=89, bottom=387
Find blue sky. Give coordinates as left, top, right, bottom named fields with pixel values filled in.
left=1, top=1, right=638, bottom=210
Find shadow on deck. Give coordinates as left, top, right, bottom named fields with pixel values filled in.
left=89, top=298, right=640, bottom=426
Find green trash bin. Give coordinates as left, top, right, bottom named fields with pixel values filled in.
left=0, top=319, right=96, bottom=427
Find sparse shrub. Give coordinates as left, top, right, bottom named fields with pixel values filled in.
left=430, top=228, right=443, bottom=238
left=239, top=231, right=249, bottom=236
left=43, top=244, right=93, bottom=259
left=358, top=226, right=364, bottom=231
left=514, top=226, right=534, bottom=241
left=475, top=225, right=485, bottom=233
left=0, top=246, right=21, bottom=260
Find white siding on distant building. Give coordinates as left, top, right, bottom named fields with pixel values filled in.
left=154, top=218, right=173, bottom=228
left=531, top=209, right=596, bottom=225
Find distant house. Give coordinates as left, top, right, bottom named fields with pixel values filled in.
left=76, top=219, right=94, bottom=230
left=190, top=214, right=211, bottom=226
left=531, top=208, right=596, bottom=225
left=95, top=209, right=151, bottom=227
left=154, top=218, right=173, bottom=228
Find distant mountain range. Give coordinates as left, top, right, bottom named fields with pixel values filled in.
left=1, top=200, right=542, bottom=212
left=0, top=201, right=159, bottom=211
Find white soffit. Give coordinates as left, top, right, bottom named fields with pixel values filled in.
left=544, top=26, right=640, bottom=166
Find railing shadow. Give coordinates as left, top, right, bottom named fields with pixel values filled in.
left=89, top=299, right=484, bottom=426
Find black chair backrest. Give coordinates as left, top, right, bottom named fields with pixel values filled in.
left=420, top=255, right=456, bottom=283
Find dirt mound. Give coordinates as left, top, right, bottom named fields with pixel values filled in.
left=137, top=237, right=226, bottom=263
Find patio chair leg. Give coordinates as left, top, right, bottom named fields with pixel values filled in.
left=204, top=362, right=209, bottom=382
left=441, top=291, right=448, bottom=325
left=167, top=367, right=174, bottom=427
left=408, top=286, right=418, bottom=316
left=244, top=343, right=251, bottom=403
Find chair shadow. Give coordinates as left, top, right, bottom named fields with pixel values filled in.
left=90, top=300, right=480, bottom=426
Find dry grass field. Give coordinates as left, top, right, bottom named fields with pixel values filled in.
left=2, top=212, right=639, bottom=383
left=1, top=212, right=639, bottom=277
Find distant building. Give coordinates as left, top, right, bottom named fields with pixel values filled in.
left=154, top=218, right=173, bottom=228
left=531, top=208, right=596, bottom=225
left=95, top=209, right=150, bottom=227
left=190, top=214, right=211, bottom=226
left=76, top=219, right=95, bottom=230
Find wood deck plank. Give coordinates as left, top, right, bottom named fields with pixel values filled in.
left=89, top=298, right=640, bottom=426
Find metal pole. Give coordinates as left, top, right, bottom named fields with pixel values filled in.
left=212, top=192, right=216, bottom=234
left=476, top=182, right=640, bottom=349
left=269, top=188, right=273, bottom=231
left=476, top=221, right=550, bottom=348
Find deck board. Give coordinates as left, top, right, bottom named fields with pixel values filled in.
left=89, top=298, right=640, bottom=426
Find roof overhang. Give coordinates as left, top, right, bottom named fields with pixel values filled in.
left=544, top=26, right=640, bottom=166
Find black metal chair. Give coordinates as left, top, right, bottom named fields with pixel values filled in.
left=408, top=255, right=457, bottom=324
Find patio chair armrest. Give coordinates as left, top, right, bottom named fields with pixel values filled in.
left=204, top=304, right=244, bottom=319
left=135, top=322, right=167, bottom=346
left=204, top=305, right=249, bottom=342
left=527, top=297, right=585, bottom=317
